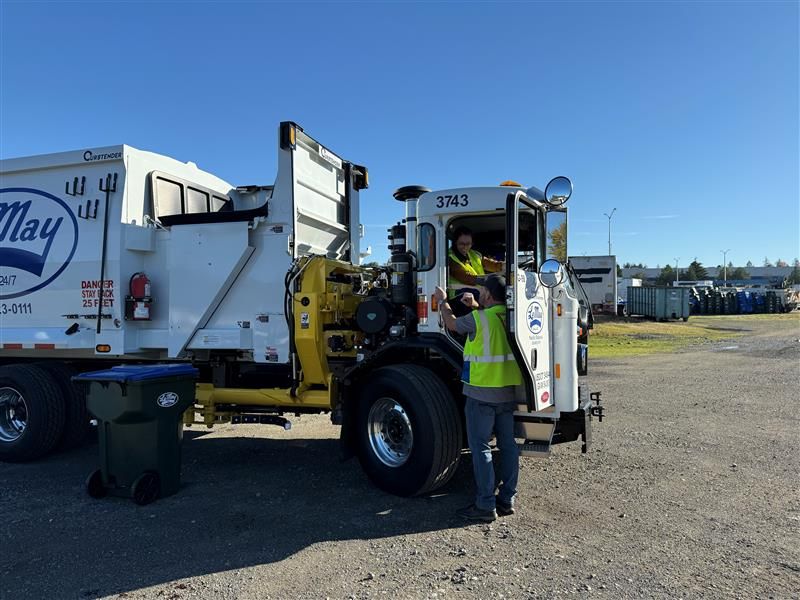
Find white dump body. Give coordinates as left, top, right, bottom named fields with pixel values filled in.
left=0, top=125, right=363, bottom=362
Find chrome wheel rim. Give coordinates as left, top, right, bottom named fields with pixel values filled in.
left=367, top=397, right=413, bottom=467
left=0, top=386, right=28, bottom=442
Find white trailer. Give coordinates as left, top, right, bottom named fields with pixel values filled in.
left=569, top=255, right=618, bottom=314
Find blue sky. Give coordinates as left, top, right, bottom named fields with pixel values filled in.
left=1, top=1, right=797, bottom=269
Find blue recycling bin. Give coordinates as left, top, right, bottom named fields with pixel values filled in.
left=74, top=364, right=198, bottom=504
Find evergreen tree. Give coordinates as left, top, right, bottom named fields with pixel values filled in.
left=746, top=260, right=754, bottom=268
left=763, top=257, right=773, bottom=267
left=655, top=265, right=675, bottom=286
left=616, top=264, right=623, bottom=277
left=685, top=259, right=709, bottom=281
left=728, top=267, right=750, bottom=280
left=788, top=260, right=800, bottom=285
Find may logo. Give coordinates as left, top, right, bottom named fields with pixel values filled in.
left=526, top=301, right=544, bottom=334
left=0, top=188, right=79, bottom=300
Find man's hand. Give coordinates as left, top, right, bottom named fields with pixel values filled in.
left=434, top=285, right=458, bottom=332
left=461, top=292, right=479, bottom=309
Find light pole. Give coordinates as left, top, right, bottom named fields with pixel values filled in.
left=721, top=249, right=731, bottom=287
left=674, top=257, right=680, bottom=285
left=603, top=208, right=617, bottom=256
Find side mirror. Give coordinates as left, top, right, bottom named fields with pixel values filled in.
left=539, top=259, right=564, bottom=288
left=544, top=176, right=572, bottom=207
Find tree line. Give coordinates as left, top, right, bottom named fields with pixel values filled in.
left=621, top=259, right=800, bottom=286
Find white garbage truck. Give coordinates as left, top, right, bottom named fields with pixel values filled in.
left=0, top=122, right=602, bottom=496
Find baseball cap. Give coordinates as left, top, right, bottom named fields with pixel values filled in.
left=475, top=273, right=506, bottom=301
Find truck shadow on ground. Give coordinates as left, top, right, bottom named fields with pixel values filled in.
left=1, top=430, right=475, bottom=598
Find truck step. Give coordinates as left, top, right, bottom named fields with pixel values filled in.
left=518, top=439, right=551, bottom=458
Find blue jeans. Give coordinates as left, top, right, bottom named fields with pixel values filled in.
left=465, top=397, right=519, bottom=511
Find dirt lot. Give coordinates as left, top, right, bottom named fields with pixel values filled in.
left=1, top=316, right=798, bottom=599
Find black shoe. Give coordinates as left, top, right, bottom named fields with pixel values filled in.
left=496, top=499, right=515, bottom=516
left=457, top=504, right=497, bottom=523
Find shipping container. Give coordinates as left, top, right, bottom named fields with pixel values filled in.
left=627, top=286, right=691, bottom=321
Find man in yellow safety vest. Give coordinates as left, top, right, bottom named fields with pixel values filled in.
left=434, top=273, right=522, bottom=522
left=447, top=226, right=504, bottom=298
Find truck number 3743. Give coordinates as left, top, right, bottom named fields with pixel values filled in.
left=436, top=194, right=469, bottom=208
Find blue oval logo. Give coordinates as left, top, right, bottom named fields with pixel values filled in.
left=0, top=188, right=79, bottom=300
left=527, top=301, right=544, bottom=334
left=157, top=392, right=179, bottom=408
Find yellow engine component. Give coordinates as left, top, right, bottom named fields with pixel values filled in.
left=293, top=257, right=365, bottom=388
left=182, top=257, right=369, bottom=427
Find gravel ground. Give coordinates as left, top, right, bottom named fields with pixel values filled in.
left=1, top=316, right=798, bottom=599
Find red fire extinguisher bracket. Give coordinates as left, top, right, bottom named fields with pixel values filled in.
left=125, top=272, right=153, bottom=321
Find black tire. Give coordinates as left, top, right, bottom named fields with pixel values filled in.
left=356, top=365, right=462, bottom=497
left=132, top=471, right=161, bottom=505
left=36, top=362, right=90, bottom=450
left=86, top=469, right=107, bottom=499
left=0, top=364, right=66, bottom=462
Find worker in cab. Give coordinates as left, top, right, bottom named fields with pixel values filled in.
left=433, top=273, right=521, bottom=523
left=447, top=226, right=504, bottom=298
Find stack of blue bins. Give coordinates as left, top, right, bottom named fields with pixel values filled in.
left=736, top=291, right=753, bottom=314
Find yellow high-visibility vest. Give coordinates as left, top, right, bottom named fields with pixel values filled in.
left=448, top=248, right=485, bottom=293
left=461, top=304, right=523, bottom=388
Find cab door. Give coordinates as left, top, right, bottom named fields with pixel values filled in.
left=505, top=191, right=553, bottom=412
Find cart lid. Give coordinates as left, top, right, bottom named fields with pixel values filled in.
left=73, top=364, right=198, bottom=383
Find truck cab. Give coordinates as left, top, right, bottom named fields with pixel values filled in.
left=399, top=179, right=593, bottom=426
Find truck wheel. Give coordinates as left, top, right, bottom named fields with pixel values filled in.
left=357, top=365, right=462, bottom=496
left=0, top=364, right=66, bottom=462
left=36, top=362, right=90, bottom=450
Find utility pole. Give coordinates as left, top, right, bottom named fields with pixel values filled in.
left=674, top=257, right=680, bottom=285
left=603, top=208, right=617, bottom=256
left=721, top=249, right=731, bottom=287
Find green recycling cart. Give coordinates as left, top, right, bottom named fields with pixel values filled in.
left=74, top=364, right=198, bottom=505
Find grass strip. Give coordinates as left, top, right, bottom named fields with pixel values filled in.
left=589, top=313, right=799, bottom=358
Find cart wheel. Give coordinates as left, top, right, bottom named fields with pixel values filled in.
left=132, top=471, right=160, bottom=505
left=86, top=469, right=107, bottom=499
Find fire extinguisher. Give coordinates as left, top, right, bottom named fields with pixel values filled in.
left=126, top=272, right=152, bottom=320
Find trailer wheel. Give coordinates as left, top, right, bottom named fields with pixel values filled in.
left=35, top=362, right=91, bottom=450
left=0, top=364, right=66, bottom=462
left=357, top=365, right=462, bottom=496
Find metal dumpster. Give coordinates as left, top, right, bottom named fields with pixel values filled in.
left=74, top=364, right=198, bottom=505
left=627, top=286, right=691, bottom=321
